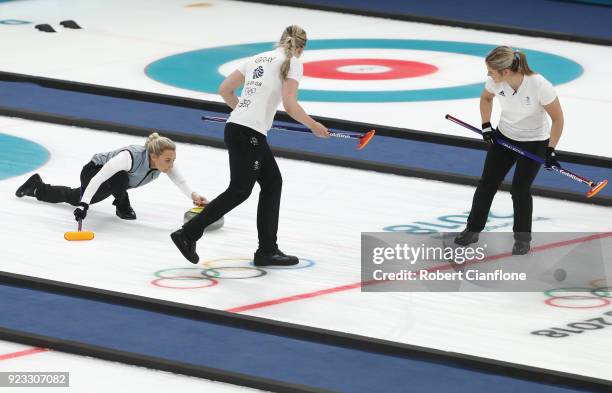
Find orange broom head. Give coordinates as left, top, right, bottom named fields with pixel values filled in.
left=586, top=179, right=608, bottom=198
left=358, top=130, right=376, bottom=150
left=64, top=231, right=95, bottom=241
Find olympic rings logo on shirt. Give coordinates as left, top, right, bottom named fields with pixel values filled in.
left=151, top=258, right=316, bottom=289
left=544, top=278, right=612, bottom=309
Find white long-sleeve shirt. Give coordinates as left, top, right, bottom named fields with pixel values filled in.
left=81, top=150, right=194, bottom=204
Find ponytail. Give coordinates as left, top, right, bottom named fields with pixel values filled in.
left=515, top=51, right=534, bottom=75
left=485, top=46, right=534, bottom=76
left=278, top=25, right=307, bottom=80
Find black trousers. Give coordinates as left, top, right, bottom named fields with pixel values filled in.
left=35, top=161, right=130, bottom=206
left=466, top=131, right=548, bottom=239
left=182, top=122, right=282, bottom=252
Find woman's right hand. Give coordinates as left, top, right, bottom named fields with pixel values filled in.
left=73, top=202, right=89, bottom=222
left=191, top=192, right=208, bottom=207
left=310, top=122, right=329, bottom=138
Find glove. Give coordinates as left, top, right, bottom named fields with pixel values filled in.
left=73, top=202, right=89, bottom=222
left=482, top=122, right=494, bottom=146
left=545, top=147, right=560, bottom=170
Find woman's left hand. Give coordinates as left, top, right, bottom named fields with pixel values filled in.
left=191, top=192, right=208, bottom=207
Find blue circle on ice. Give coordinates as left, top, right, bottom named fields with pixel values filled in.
left=145, top=39, right=583, bottom=102
left=0, top=134, right=49, bottom=180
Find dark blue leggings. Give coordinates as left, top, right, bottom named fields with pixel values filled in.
left=35, top=161, right=129, bottom=206
left=466, top=131, right=548, bottom=239
left=182, top=122, right=282, bottom=252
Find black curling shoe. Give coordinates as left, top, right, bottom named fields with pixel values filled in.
left=454, top=229, right=479, bottom=246
left=170, top=229, right=199, bottom=264
left=254, top=249, right=299, bottom=266
left=113, top=198, right=137, bottom=220
left=15, top=173, right=42, bottom=198
left=512, top=240, right=531, bottom=255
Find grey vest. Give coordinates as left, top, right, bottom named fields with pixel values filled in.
left=91, top=145, right=160, bottom=189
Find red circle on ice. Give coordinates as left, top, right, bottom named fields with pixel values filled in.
left=303, top=58, right=438, bottom=80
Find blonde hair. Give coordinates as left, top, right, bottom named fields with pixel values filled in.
left=145, top=132, right=175, bottom=155
left=278, top=25, right=307, bottom=80
left=485, top=46, right=534, bottom=76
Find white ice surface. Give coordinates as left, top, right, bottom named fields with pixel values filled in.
left=1, top=0, right=612, bottom=389
left=0, top=117, right=611, bottom=384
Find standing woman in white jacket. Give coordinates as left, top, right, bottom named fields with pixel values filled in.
left=455, top=46, right=564, bottom=255
left=171, top=25, right=329, bottom=266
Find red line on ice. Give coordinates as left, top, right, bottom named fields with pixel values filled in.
left=0, top=347, right=48, bottom=361
left=226, top=232, right=612, bottom=313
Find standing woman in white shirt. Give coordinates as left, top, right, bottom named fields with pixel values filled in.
left=171, top=25, right=329, bottom=266
left=454, top=46, right=564, bottom=255
left=15, top=133, right=207, bottom=222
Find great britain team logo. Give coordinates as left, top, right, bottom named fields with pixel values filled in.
left=252, top=65, right=264, bottom=79
left=145, top=39, right=583, bottom=103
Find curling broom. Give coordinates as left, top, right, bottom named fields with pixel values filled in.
left=202, top=115, right=375, bottom=150
left=64, top=219, right=95, bottom=241
left=446, top=114, right=608, bottom=198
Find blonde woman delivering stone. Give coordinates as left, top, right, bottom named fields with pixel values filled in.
left=16, top=132, right=207, bottom=223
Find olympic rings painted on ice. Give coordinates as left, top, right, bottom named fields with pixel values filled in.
left=200, top=257, right=267, bottom=279
left=151, top=276, right=219, bottom=289
left=202, top=266, right=267, bottom=279
left=545, top=295, right=611, bottom=309
left=155, top=267, right=209, bottom=280
left=543, top=285, right=612, bottom=309
left=591, top=286, right=612, bottom=299
left=151, top=257, right=316, bottom=289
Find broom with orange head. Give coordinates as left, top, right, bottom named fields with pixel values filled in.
left=446, top=114, right=608, bottom=198
left=202, top=116, right=375, bottom=150
left=64, top=201, right=95, bottom=241
left=64, top=219, right=95, bottom=241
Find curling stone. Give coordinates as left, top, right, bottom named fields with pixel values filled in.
left=183, top=206, right=224, bottom=231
